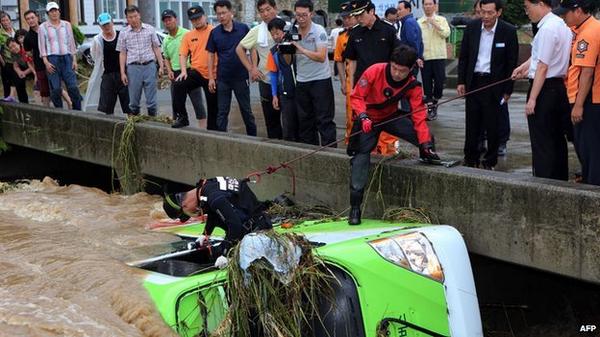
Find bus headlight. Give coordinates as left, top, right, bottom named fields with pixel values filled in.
left=368, top=232, right=444, bottom=282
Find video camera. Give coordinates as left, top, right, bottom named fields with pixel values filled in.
left=277, top=21, right=302, bottom=54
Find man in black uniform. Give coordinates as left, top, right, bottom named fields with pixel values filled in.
left=163, top=177, right=272, bottom=268
left=343, top=0, right=402, bottom=86
left=344, top=0, right=403, bottom=155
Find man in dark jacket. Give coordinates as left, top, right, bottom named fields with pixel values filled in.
left=163, top=177, right=272, bottom=268
left=457, top=0, right=518, bottom=169
left=397, top=0, right=424, bottom=74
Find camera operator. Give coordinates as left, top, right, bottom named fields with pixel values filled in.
left=266, top=18, right=299, bottom=141
left=291, top=0, right=337, bottom=146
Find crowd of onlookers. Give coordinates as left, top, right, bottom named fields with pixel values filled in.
left=0, top=0, right=598, bottom=186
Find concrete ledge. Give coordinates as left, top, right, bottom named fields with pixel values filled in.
left=2, top=103, right=600, bottom=284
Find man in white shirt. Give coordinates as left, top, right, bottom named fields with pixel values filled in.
left=457, top=0, right=518, bottom=170
left=512, top=0, right=572, bottom=180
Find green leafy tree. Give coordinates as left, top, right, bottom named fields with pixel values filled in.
left=503, top=0, right=529, bottom=26
left=72, top=25, right=85, bottom=45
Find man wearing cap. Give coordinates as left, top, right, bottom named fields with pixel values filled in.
left=557, top=0, right=600, bottom=185
left=292, top=0, right=337, bottom=146
left=161, top=9, right=206, bottom=128
left=344, top=0, right=402, bottom=155
left=206, top=0, right=256, bottom=135
left=163, top=176, right=272, bottom=268
left=117, top=5, right=164, bottom=117
left=334, top=2, right=359, bottom=142
left=236, top=0, right=283, bottom=139
left=84, top=13, right=131, bottom=114
left=512, top=0, right=572, bottom=180
left=172, top=5, right=218, bottom=130
left=37, top=2, right=82, bottom=110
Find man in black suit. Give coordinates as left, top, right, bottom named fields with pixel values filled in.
left=457, top=0, right=518, bottom=169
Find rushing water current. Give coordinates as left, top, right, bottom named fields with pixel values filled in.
left=0, top=178, right=180, bottom=337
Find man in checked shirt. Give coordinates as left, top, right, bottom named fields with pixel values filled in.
left=117, top=5, right=164, bottom=117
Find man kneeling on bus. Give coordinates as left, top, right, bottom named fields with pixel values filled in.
left=163, top=176, right=272, bottom=268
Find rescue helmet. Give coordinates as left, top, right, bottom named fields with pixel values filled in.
left=163, top=192, right=191, bottom=222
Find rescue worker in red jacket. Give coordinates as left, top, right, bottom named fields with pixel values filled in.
left=347, top=45, right=439, bottom=225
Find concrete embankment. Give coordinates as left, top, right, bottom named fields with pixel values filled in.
left=2, top=103, right=599, bottom=284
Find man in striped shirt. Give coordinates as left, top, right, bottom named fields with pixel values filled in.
left=38, top=2, right=81, bottom=110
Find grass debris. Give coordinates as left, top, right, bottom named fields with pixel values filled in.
left=211, top=231, right=336, bottom=337
left=110, top=115, right=171, bottom=194
left=267, top=202, right=340, bottom=225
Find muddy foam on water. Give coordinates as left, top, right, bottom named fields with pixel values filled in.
left=0, top=178, right=179, bottom=337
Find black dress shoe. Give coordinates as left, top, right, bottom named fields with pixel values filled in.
left=477, top=140, right=487, bottom=154
left=348, top=207, right=361, bottom=225
left=171, top=119, right=189, bottom=128
left=497, top=143, right=507, bottom=157
left=425, top=102, right=438, bottom=121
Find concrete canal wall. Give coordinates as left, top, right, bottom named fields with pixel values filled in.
left=2, top=103, right=600, bottom=284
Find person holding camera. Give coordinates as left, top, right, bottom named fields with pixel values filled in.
left=292, top=0, right=337, bottom=146
left=266, top=18, right=299, bottom=142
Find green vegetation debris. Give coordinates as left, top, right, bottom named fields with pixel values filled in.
left=211, top=231, right=335, bottom=337
left=267, top=202, right=341, bottom=225
left=111, top=115, right=171, bottom=194
left=382, top=207, right=434, bottom=224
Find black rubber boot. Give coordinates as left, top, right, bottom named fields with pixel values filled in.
left=348, top=189, right=363, bottom=225
left=348, top=207, right=361, bottom=225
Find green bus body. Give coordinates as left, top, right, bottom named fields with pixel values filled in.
left=140, top=220, right=456, bottom=337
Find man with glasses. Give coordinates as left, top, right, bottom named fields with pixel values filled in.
left=291, top=0, right=337, bottom=146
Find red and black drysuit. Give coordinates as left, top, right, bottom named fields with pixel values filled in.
left=348, top=63, right=435, bottom=209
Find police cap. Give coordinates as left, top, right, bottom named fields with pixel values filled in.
left=349, top=0, right=373, bottom=16
left=187, top=5, right=205, bottom=19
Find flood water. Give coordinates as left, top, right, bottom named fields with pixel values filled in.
left=0, top=178, right=179, bottom=337
left=1, top=147, right=598, bottom=337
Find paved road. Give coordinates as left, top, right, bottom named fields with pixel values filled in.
left=107, top=76, right=581, bottom=177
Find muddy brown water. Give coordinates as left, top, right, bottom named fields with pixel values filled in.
left=0, top=178, right=180, bottom=337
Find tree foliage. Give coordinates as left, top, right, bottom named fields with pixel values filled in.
left=503, top=0, right=530, bottom=26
